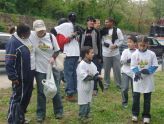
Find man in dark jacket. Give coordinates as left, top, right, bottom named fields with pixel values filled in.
left=6, top=24, right=33, bottom=124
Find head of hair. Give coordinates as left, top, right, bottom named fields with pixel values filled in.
left=50, top=28, right=57, bottom=36
left=9, top=26, right=16, bottom=34
left=86, top=16, right=96, bottom=22
left=58, top=18, right=68, bottom=25
left=81, top=46, right=93, bottom=59
left=108, top=17, right=116, bottom=25
left=127, top=35, right=137, bottom=43
left=137, top=35, right=149, bottom=43
left=16, top=23, right=30, bottom=38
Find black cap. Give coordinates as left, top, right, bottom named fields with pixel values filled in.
left=68, top=12, right=76, bottom=19
left=86, top=16, right=95, bottom=22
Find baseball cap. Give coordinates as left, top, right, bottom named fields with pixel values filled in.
left=68, top=12, right=76, bottom=19
left=33, top=20, right=46, bottom=32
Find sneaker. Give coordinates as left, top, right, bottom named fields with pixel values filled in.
left=143, top=118, right=150, bottom=124
left=37, top=117, right=44, bottom=123
left=132, top=116, right=138, bottom=122
left=66, top=95, right=77, bottom=102
left=55, top=113, right=63, bottom=119
left=92, top=90, right=98, bottom=96
left=122, top=104, right=128, bottom=109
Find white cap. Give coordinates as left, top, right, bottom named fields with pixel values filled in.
left=33, top=20, right=46, bottom=32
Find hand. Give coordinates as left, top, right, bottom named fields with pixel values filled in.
left=111, top=45, right=117, bottom=50
left=134, top=71, right=142, bottom=82
left=12, top=80, right=19, bottom=85
left=141, top=69, right=150, bottom=75
left=98, top=75, right=103, bottom=81
left=127, top=59, right=131, bottom=64
left=103, top=42, right=110, bottom=47
left=49, top=57, right=55, bottom=64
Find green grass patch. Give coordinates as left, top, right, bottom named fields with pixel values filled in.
left=0, top=71, right=164, bottom=124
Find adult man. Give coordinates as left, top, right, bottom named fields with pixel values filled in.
left=81, top=16, right=102, bottom=95
left=54, top=12, right=82, bottom=102
left=101, top=17, right=124, bottom=89
left=30, top=20, right=63, bottom=122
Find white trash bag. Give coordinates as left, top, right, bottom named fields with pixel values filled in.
left=42, top=64, right=57, bottom=98
left=53, top=53, right=66, bottom=71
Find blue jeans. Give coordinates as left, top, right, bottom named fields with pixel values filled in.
left=64, top=56, right=79, bottom=96
left=35, top=69, right=63, bottom=119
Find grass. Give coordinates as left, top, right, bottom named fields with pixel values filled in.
left=0, top=71, right=164, bottom=124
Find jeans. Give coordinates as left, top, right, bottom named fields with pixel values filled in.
left=92, top=56, right=103, bottom=91
left=79, top=103, right=90, bottom=118
left=121, top=73, right=133, bottom=105
left=132, top=92, right=151, bottom=118
left=64, top=56, right=79, bottom=96
left=35, top=69, right=63, bottom=119
left=103, top=55, right=121, bottom=88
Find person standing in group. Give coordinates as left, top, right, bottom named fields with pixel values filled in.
left=54, top=12, right=82, bottom=102
left=131, top=35, right=158, bottom=124
left=120, top=35, right=137, bottom=108
left=94, top=19, right=101, bottom=30
left=80, top=16, right=102, bottom=95
left=101, top=17, right=124, bottom=89
left=6, top=24, right=33, bottom=124
left=77, top=46, right=103, bottom=123
left=30, top=20, right=63, bottom=122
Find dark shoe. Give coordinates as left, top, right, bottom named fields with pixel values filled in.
left=55, top=113, right=63, bottom=119
left=66, top=95, right=77, bottom=102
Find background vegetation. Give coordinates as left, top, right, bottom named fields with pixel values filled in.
left=0, top=0, right=164, bottom=33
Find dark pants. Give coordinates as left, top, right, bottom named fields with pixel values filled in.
left=79, top=103, right=90, bottom=118
left=121, top=73, right=133, bottom=105
left=92, top=56, right=102, bottom=91
left=64, top=56, right=79, bottom=96
left=8, top=70, right=34, bottom=123
left=132, top=92, right=151, bottom=118
left=35, top=69, right=63, bottom=119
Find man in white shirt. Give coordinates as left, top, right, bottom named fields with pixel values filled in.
left=30, top=20, right=63, bottom=122
left=54, top=12, right=81, bottom=102
left=101, top=18, right=124, bottom=89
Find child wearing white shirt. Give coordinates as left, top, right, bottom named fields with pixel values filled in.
left=121, top=35, right=137, bottom=108
left=131, top=35, right=158, bottom=124
left=77, top=46, right=103, bottom=123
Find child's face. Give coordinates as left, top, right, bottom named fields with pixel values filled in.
left=86, top=49, right=94, bottom=61
left=138, top=41, right=148, bottom=51
left=127, top=39, right=136, bottom=49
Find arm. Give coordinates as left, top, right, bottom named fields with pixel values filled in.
left=115, top=29, right=124, bottom=47
left=5, top=39, right=18, bottom=81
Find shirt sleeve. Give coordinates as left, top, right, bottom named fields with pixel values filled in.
left=131, top=53, right=139, bottom=73
left=51, top=34, right=60, bottom=52
left=5, top=39, right=18, bottom=81
left=115, top=28, right=124, bottom=47
left=120, top=49, right=128, bottom=64
left=56, top=34, right=70, bottom=50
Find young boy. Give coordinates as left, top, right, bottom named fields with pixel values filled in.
left=77, top=46, right=102, bottom=122
left=131, top=35, right=158, bottom=124
left=121, top=35, right=137, bottom=108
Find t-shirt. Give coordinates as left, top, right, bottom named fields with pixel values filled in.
left=83, top=28, right=93, bottom=47
left=131, top=49, right=158, bottom=93
left=121, top=48, right=136, bottom=77
left=77, top=60, right=98, bottom=105
left=102, top=28, right=124, bottom=57
left=30, top=31, right=60, bottom=73
left=55, top=22, right=80, bottom=57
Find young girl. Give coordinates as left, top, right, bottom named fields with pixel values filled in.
left=121, top=35, right=137, bottom=108
left=77, top=46, right=102, bottom=122
left=131, top=35, right=158, bottom=123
